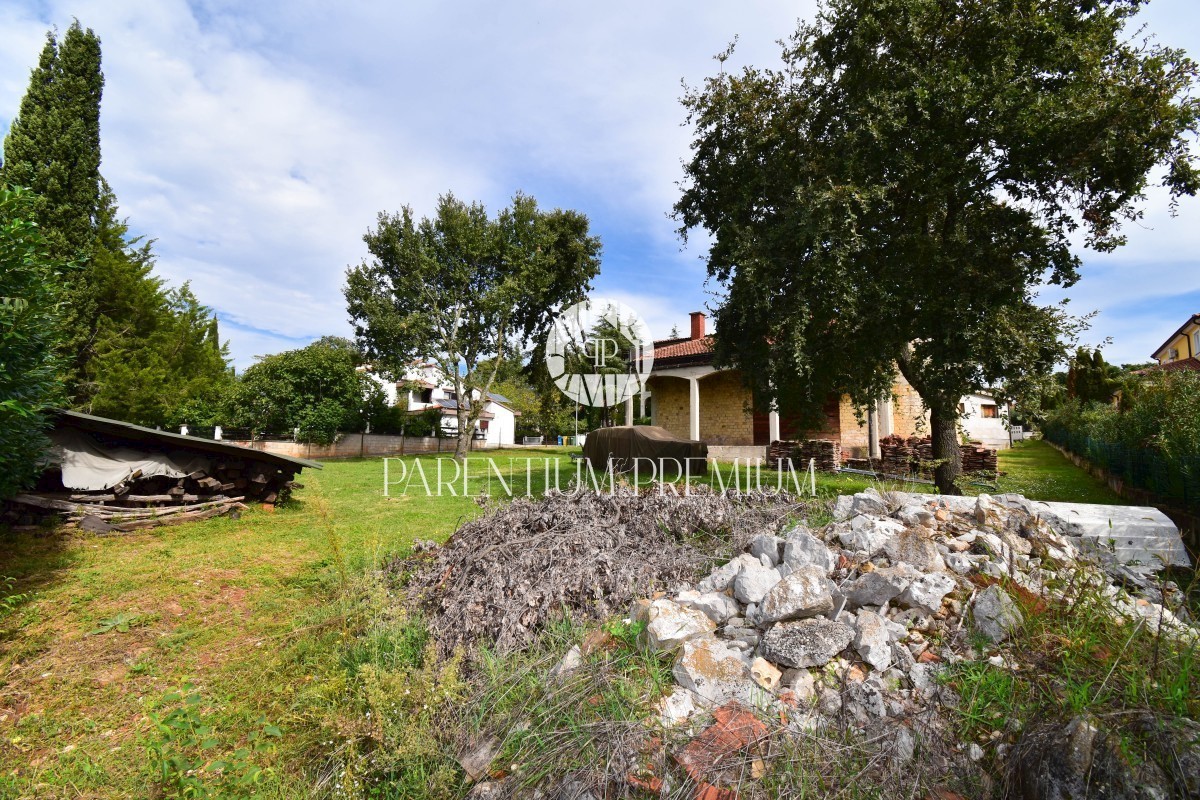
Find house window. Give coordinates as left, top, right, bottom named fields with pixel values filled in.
left=1194, top=330, right=1199, bottom=355
left=419, top=388, right=433, bottom=403
left=981, top=404, right=999, bottom=419
left=1168, top=347, right=1180, bottom=361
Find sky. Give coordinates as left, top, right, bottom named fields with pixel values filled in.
left=1, top=0, right=1198, bottom=370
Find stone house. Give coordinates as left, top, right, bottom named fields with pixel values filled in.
left=641, top=312, right=928, bottom=460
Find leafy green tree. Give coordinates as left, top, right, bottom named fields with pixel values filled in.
left=0, top=187, right=66, bottom=499
left=345, top=193, right=601, bottom=459
left=1, top=22, right=103, bottom=391
left=675, top=0, right=1198, bottom=493
left=226, top=339, right=371, bottom=444
left=2, top=23, right=231, bottom=420
left=1066, top=348, right=1121, bottom=406
left=0, top=23, right=102, bottom=263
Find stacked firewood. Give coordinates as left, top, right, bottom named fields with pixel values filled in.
left=10, top=457, right=302, bottom=533
left=767, top=439, right=840, bottom=472
left=879, top=435, right=998, bottom=476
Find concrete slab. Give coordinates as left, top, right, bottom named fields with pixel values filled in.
left=882, top=491, right=1190, bottom=571
left=1008, top=497, right=1190, bottom=570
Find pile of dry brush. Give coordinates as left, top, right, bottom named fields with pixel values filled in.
left=394, top=486, right=811, bottom=658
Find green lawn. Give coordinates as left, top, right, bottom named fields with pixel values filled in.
left=0, top=439, right=1121, bottom=797
left=995, top=439, right=1123, bottom=504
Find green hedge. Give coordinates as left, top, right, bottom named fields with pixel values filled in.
left=1041, top=371, right=1200, bottom=513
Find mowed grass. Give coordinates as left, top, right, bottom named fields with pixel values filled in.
left=0, top=439, right=1120, bottom=797
left=0, top=448, right=578, bottom=798
left=995, top=439, right=1122, bottom=504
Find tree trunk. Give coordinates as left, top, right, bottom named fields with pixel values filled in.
left=929, top=406, right=962, bottom=495
left=454, top=404, right=470, bottom=461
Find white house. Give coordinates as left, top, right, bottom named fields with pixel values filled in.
left=958, top=392, right=1010, bottom=450
left=394, top=363, right=520, bottom=447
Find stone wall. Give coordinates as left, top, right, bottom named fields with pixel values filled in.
left=698, top=371, right=755, bottom=445
left=227, top=434, right=490, bottom=460
left=647, top=376, right=690, bottom=439
left=839, top=398, right=869, bottom=452
left=891, top=376, right=928, bottom=438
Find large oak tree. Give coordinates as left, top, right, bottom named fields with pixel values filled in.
left=344, top=193, right=601, bottom=460
left=675, top=0, right=1198, bottom=492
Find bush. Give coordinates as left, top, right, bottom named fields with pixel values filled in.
left=403, top=408, right=446, bottom=439
left=0, top=187, right=65, bottom=500
left=1041, top=371, right=1200, bottom=510
left=295, top=399, right=351, bottom=445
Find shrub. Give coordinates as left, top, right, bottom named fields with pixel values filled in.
left=0, top=187, right=65, bottom=499
left=1041, top=371, right=1200, bottom=510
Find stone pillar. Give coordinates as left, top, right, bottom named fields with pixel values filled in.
left=214, top=425, right=223, bottom=441
left=868, top=405, right=881, bottom=460
left=180, top=424, right=189, bottom=437
left=640, top=391, right=648, bottom=418
left=688, top=377, right=701, bottom=441
left=625, top=396, right=635, bottom=426
left=768, top=409, right=781, bottom=443
left=879, top=394, right=894, bottom=437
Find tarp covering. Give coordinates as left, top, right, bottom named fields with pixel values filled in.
left=581, top=426, right=709, bottom=476
left=45, top=429, right=212, bottom=491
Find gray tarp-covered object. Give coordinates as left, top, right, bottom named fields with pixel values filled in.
left=45, top=429, right=212, bottom=491
left=581, top=426, right=709, bottom=476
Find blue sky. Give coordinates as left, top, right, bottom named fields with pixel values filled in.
left=1, top=0, right=1198, bottom=369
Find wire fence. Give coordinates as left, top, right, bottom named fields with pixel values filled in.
left=1042, top=426, right=1199, bottom=514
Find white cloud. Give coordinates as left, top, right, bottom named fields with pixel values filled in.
left=3, top=0, right=1198, bottom=371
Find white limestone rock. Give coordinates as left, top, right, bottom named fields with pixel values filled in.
left=640, top=599, right=716, bottom=653
left=895, top=504, right=936, bottom=528
left=833, top=488, right=890, bottom=521
left=836, top=515, right=907, bottom=556
left=749, top=533, right=785, bottom=566
left=548, top=645, right=583, bottom=681
left=853, top=610, right=893, bottom=672
left=782, top=527, right=837, bottom=575
left=882, top=529, right=946, bottom=573
left=656, top=688, right=698, bottom=727
left=759, top=565, right=835, bottom=624
left=758, top=618, right=855, bottom=669
left=732, top=560, right=783, bottom=605
left=898, top=572, right=958, bottom=614
left=673, top=636, right=754, bottom=707
left=971, top=585, right=1024, bottom=644
left=698, top=553, right=760, bottom=593
left=676, top=590, right=741, bottom=625
left=845, top=564, right=921, bottom=609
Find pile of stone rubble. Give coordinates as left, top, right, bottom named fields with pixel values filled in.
left=616, top=489, right=1194, bottom=765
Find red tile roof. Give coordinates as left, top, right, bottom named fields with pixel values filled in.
left=652, top=335, right=715, bottom=366
left=1136, top=357, right=1200, bottom=374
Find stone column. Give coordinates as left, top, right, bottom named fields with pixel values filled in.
left=625, top=396, right=635, bottom=426
left=768, top=409, right=781, bottom=443
left=879, top=394, right=894, bottom=437
left=688, top=377, right=701, bottom=441
left=640, top=391, right=648, bottom=418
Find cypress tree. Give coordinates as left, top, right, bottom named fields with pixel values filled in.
left=1, top=21, right=103, bottom=262
left=1, top=21, right=231, bottom=423
left=1, top=22, right=104, bottom=399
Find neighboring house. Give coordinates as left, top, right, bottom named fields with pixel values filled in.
left=958, top=392, right=1010, bottom=450
left=643, top=312, right=930, bottom=460
left=398, top=363, right=520, bottom=447
left=1144, top=313, right=1200, bottom=373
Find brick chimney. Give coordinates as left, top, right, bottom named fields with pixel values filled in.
left=689, top=311, right=706, bottom=340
